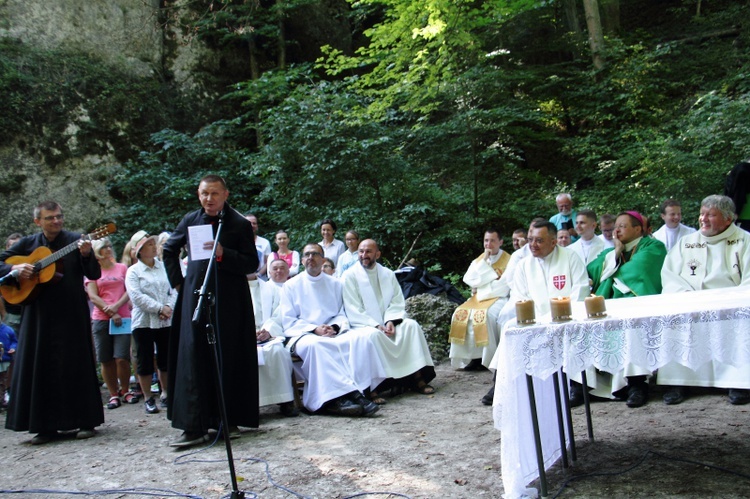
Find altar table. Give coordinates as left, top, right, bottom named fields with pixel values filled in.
left=494, top=287, right=750, bottom=498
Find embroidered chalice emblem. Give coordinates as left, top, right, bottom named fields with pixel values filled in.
left=687, top=259, right=700, bottom=276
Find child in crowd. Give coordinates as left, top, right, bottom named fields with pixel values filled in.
left=0, top=300, right=17, bottom=408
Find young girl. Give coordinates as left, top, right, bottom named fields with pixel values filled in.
left=0, top=300, right=18, bottom=408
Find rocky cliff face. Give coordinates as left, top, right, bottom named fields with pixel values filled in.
left=0, top=0, right=163, bottom=78
left=0, top=0, right=351, bottom=240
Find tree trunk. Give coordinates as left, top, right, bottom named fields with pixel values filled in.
left=562, top=0, right=581, bottom=34
left=600, top=0, right=620, bottom=35
left=582, top=0, right=606, bottom=69
left=278, top=17, right=286, bottom=69
left=249, top=36, right=263, bottom=147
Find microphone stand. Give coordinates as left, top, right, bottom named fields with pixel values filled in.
left=191, top=210, right=245, bottom=499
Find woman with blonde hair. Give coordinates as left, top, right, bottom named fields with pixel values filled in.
left=85, top=238, right=136, bottom=409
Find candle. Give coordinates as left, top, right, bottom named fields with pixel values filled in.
left=585, top=294, right=607, bottom=318
left=516, top=300, right=535, bottom=325
left=550, top=296, right=572, bottom=322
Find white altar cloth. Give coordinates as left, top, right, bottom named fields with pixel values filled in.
left=494, top=287, right=750, bottom=498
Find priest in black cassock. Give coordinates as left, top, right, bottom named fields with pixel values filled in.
left=0, top=201, right=104, bottom=445
left=162, top=174, right=259, bottom=448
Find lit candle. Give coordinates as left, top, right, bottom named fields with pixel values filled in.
left=516, top=300, right=535, bottom=325
left=585, top=294, right=607, bottom=318
left=550, top=296, right=572, bottom=322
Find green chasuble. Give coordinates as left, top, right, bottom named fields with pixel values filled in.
left=587, top=236, right=667, bottom=298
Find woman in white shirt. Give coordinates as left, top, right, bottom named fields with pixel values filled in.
left=125, top=232, right=177, bottom=415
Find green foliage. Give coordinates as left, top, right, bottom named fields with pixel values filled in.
left=110, top=0, right=750, bottom=277
left=109, top=123, right=264, bottom=248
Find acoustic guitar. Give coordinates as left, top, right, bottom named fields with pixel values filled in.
left=1, top=223, right=116, bottom=305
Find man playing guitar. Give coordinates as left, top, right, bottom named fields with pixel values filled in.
left=0, top=201, right=105, bottom=445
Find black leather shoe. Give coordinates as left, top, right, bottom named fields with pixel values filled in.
left=463, top=359, right=486, bottom=371
left=663, top=386, right=686, bottom=405
left=626, top=385, right=648, bottom=408
left=728, top=389, right=750, bottom=405
left=169, top=431, right=210, bottom=448
left=325, top=397, right=364, bottom=417
left=569, top=382, right=584, bottom=407
left=481, top=385, right=494, bottom=406
left=350, top=392, right=380, bottom=416
left=279, top=401, right=300, bottom=417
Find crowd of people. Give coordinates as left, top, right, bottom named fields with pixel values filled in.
left=449, top=190, right=750, bottom=410
left=0, top=175, right=436, bottom=448
left=2, top=169, right=749, bottom=449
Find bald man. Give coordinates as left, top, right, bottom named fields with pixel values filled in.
left=343, top=239, right=436, bottom=404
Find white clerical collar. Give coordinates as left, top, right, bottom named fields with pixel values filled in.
left=535, top=247, right=556, bottom=267
left=487, top=251, right=502, bottom=264
left=624, top=237, right=642, bottom=252
left=702, top=223, right=738, bottom=244
left=305, top=271, right=325, bottom=282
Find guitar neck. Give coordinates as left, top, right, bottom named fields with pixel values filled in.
left=35, top=235, right=91, bottom=272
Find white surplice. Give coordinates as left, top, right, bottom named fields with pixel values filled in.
left=658, top=223, right=750, bottom=389
left=280, top=271, right=386, bottom=411
left=449, top=251, right=510, bottom=368
left=249, top=279, right=294, bottom=406
left=568, top=235, right=606, bottom=266
left=653, top=222, right=696, bottom=252
left=343, top=263, right=434, bottom=379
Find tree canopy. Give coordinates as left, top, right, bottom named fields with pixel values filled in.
left=111, top=0, right=750, bottom=275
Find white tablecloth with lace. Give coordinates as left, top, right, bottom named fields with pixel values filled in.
left=495, top=287, right=750, bottom=498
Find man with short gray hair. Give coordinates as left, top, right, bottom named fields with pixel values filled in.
left=659, top=194, right=750, bottom=405
left=549, top=193, right=578, bottom=242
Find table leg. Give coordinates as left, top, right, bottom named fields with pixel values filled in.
left=526, top=374, right=548, bottom=498
left=580, top=370, right=595, bottom=441
left=560, top=370, right=577, bottom=461
left=552, top=371, right=569, bottom=469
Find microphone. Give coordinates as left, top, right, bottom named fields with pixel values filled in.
left=0, top=269, right=20, bottom=285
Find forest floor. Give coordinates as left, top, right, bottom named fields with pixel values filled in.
left=2, top=361, right=750, bottom=498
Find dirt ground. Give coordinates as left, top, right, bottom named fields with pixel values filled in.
left=2, top=362, right=750, bottom=499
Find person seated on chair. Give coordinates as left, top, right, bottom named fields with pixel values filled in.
left=322, top=258, right=336, bottom=276
left=582, top=211, right=668, bottom=408
left=279, top=243, right=384, bottom=417
left=249, top=258, right=298, bottom=417
left=506, top=220, right=590, bottom=404
left=511, top=229, right=527, bottom=251
left=343, top=239, right=436, bottom=405
left=449, top=229, right=511, bottom=372
left=598, top=213, right=616, bottom=248
left=509, top=220, right=589, bottom=318
left=659, top=195, right=750, bottom=406
left=652, top=199, right=696, bottom=252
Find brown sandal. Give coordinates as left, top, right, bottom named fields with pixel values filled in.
left=413, top=371, right=435, bottom=395
left=369, top=391, right=388, bottom=405
left=416, top=382, right=435, bottom=395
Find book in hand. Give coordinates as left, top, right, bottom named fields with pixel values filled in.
left=109, top=318, right=132, bottom=335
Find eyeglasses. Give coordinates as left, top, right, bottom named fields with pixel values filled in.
left=42, top=214, right=64, bottom=221
left=302, top=251, right=322, bottom=258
